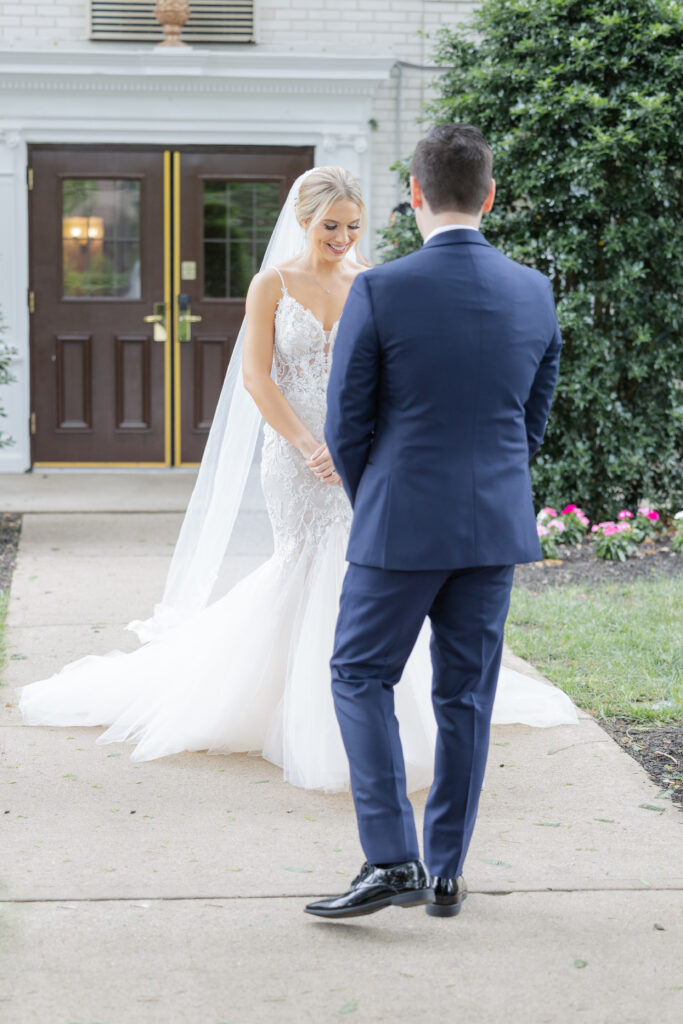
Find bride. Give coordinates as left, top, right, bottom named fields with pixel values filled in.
left=17, top=166, right=577, bottom=792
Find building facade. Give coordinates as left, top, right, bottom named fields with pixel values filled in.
left=0, top=1, right=474, bottom=471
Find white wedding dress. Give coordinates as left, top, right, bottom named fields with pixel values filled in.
left=17, top=271, right=578, bottom=792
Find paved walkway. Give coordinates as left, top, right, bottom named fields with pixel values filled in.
left=1, top=475, right=681, bottom=1023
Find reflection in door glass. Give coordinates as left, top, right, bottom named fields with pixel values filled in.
left=62, top=179, right=141, bottom=298
left=203, top=181, right=280, bottom=298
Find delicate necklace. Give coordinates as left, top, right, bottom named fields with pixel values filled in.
left=304, top=261, right=343, bottom=295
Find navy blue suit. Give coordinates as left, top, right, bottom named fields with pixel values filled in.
left=325, top=229, right=561, bottom=877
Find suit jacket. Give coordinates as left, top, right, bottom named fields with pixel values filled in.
left=324, top=228, right=562, bottom=570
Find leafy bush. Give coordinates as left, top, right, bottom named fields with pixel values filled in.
left=377, top=0, right=683, bottom=519
left=0, top=307, right=16, bottom=449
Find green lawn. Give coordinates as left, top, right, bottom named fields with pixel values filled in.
left=505, top=576, right=683, bottom=725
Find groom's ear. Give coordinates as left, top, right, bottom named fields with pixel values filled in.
left=410, top=176, right=423, bottom=210
left=482, top=178, right=496, bottom=213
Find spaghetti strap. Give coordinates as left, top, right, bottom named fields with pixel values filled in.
left=273, top=266, right=288, bottom=295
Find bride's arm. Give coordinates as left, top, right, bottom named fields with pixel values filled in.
left=242, top=270, right=321, bottom=460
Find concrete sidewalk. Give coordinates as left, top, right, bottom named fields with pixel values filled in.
left=1, top=486, right=682, bottom=1022
left=1, top=469, right=198, bottom=513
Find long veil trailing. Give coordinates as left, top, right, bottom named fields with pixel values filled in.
left=128, top=171, right=314, bottom=642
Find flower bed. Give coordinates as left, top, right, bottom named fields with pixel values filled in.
left=536, top=502, right=681, bottom=563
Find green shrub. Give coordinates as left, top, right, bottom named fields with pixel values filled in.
left=378, top=0, right=683, bottom=519
left=0, top=307, right=16, bottom=449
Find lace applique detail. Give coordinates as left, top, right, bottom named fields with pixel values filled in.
left=260, top=294, right=352, bottom=564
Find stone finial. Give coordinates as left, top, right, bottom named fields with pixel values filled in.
left=155, top=0, right=191, bottom=47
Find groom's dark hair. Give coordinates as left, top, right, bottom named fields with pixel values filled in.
left=411, top=125, right=493, bottom=215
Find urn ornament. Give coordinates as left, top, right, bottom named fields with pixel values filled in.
left=155, top=0, right=191, bottom=46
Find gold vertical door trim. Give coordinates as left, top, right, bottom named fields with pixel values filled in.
left=163, top=151, right=172, bottom=466
left=172, top=150, right=182, bottom=466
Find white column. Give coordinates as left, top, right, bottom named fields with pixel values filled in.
left=0, top=129, right=30, bottom=472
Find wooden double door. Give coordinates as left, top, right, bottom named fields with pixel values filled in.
left=28, top=145, right=313, bottom=465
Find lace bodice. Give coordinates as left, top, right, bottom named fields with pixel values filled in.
left=260, top=270, right=352, bottom=564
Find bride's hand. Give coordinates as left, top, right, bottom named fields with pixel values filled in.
left=306, top=443, right=341, bottom=486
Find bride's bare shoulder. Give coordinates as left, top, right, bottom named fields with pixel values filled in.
left=245, top=267, right=286, bottom=318
left=248, top=266, right=285, bottom=298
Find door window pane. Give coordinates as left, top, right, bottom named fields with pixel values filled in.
left=203, top=180, right=280, bottom=299
left=62, top=179, right=141, bottom=298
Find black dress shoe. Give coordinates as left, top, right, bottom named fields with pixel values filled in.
left=305, top=860, right=435, bottom=919
left=425, top=875, right=468, bottom=918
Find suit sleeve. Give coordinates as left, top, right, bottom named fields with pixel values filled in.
left=325, top=273, right=380, bottom=506
left=525, top=280, right=562, bottom=459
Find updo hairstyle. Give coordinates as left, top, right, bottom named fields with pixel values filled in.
left=295, top=166, right=367, bottom=239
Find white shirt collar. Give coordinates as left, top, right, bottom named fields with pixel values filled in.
left=423, top=224, right=480, bottom=245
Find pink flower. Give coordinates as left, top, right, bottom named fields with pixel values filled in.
left=577, top=513, right=590, bottom=527
left=537, top=524, right=549, bottom=536
left=647, top=511, right=659, bottom=522
left=616, top=522, right=631, bottom=533
left=540, top=506, right=558, bottom=518
left=593, top=521, right=620, bottom=537
left=561, top=504, right=578, bottom=514
left=549, top=518, right=566, bottom=532
left=618, top=510, right=634, bottom=520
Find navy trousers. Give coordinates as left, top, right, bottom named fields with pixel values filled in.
left=331, top=562, right=515, bottom=879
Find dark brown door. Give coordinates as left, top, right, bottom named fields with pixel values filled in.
left=176, top=147, right=314, bottom=464
left=29, top=147, right=169, bottom=465
left=28, top=145, right=314, bottom=466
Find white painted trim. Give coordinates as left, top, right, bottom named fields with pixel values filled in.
left=0, top=48, right=390, bottom=471
left=0, top=47, right=393, bottom=90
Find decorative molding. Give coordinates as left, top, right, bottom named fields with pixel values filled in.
left=1, top=131, right=22, bottom=150
left=323, top=132, right=369, bottom=155
left=0, top=50, right=394, bottom=100
left=0, top=75, right=382, bottom=98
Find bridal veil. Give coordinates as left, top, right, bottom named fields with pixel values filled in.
left=129, top=169, right=336, bottom=642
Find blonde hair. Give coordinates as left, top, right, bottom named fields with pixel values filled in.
left=295, top=166, right=366, bottom=237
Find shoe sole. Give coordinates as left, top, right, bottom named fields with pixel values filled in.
left=305, top=888, right=435, bottom=919
left=425, top=892, right=468, bottom=918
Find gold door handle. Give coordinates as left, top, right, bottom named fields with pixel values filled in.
left=177, top=293, right=202, bottom=343
left=143, top=301, right=168, bottom=343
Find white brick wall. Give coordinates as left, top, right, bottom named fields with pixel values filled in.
left=0, top=2, right=86, bottom=41
left=0, top=1, right=478, bottom=247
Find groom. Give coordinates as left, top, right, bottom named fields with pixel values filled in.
left=306, top=124, right=562, bottom=920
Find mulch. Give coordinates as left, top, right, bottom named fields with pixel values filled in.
left=513, top=534, right=683, bottom=591
left=0, top=511, right=680, bottom=804
left=601, top=719, right=683, bottom=809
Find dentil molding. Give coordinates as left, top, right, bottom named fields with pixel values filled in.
left=0, top=48, right=394, bottom=98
